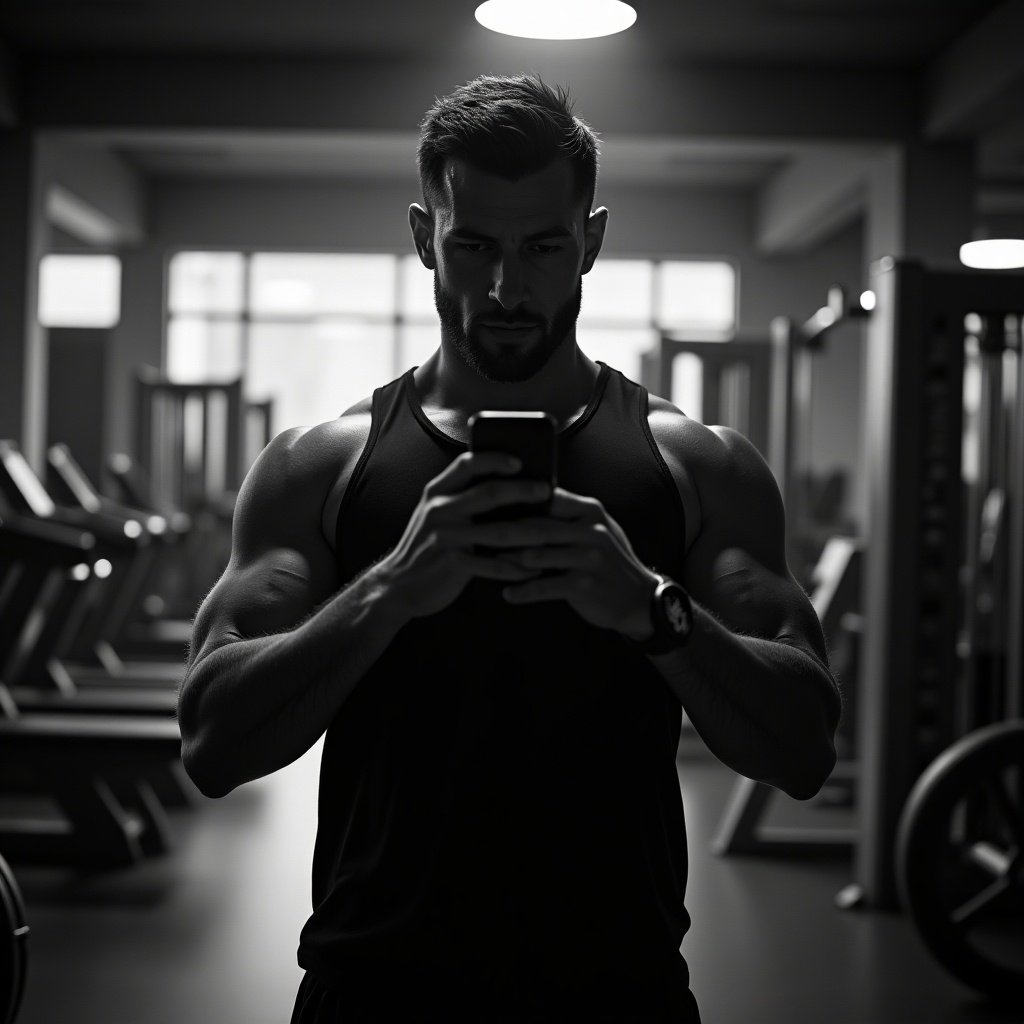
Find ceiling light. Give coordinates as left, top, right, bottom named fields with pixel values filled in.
left=474, top=0, right=637, bottom=40
left=960, top=239, right=1024, bottom=270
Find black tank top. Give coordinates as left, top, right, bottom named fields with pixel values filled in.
left=297, top=360, right=693, bottom=1009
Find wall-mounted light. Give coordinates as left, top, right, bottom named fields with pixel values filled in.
left=960, top=238, right=1024, bottom=270
left=474, top=0, right=637, bottom=40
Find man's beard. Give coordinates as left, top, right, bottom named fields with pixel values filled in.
left=433, top=276, right=583, bottom=384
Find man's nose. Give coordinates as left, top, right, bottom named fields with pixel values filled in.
left=488, top=254, right=526, bottom=310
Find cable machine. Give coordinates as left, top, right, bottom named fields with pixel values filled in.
left=715, top=259, right=1024, bottom=1004
left=854, top=259, right=1023, bottom=1003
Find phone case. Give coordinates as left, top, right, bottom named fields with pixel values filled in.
left=468, top=411, right=557, bottom=522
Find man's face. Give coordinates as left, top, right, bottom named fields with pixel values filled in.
left=424, top=158, right=602, bottom=384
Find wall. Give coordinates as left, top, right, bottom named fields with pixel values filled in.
left=47, top=327, right=110, bottom=488
left=38, top=135, right=148, bottom=246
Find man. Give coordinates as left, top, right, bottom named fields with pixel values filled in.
left=178, top=74, right=841, bottom=1022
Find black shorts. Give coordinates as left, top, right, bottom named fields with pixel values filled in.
left=289, top=967, right=702, bottom=1023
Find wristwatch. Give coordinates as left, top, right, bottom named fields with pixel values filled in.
left=632, top=572, right=695, bottom=655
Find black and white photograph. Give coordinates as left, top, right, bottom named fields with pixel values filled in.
left=0, top=1, right=1023, bottom=1021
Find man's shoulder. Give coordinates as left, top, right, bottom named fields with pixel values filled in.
left=645, top=393, right=734, bottom=477
left=244, top=400, right=375, bottom=504
left=646, top=394, right=777, bottom=532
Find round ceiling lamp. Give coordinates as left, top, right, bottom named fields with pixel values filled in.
left=474, top=0, right=637, bottom=40
left=960, top=239, right=1024, bottom=270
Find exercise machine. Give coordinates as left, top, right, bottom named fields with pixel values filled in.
left=641, top=335, right=773, bottom=462
left=710, top=262, right=1024, bottom=1003
left=0, top=853, right=27, bottom=1024
left=716, top=261, right=1023, bottom=1004
left=125, top=371, right=272, bottom=650
left=767, top=291, right=868, bottom=588
left=850, top=259, right=1024, bottom=1004
left=0, top=517, right=182, bottom=866
left=712, top=533, right=862, bottom=855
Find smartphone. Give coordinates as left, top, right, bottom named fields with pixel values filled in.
left=468, top=411, right=557, bottom=522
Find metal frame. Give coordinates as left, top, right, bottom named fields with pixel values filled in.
left=641, top=335, right=772, bottom=460
left=134, top=369, right=247, bottom=514
left=712, top=287, right=870, bottom=859
left=710, top=264, right=1024, bottom=903
left=712, top=535, right=863, bottom=856
left=770, top=289, right=871, bottom=581
left=856, top=259, right=1024, bottom=908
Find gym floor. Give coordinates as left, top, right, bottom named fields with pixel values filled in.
left=10, top=734, right=1022, bottom=1024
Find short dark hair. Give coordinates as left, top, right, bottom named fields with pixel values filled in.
left=417, top=73, right=600, bottom=217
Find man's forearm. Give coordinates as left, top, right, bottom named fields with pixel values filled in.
left=179, top=564, right=409, bottom=796
left=643, top=603, right=840, bottom=800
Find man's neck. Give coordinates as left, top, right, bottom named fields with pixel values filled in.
left=413, top=341, right=601, bottom=424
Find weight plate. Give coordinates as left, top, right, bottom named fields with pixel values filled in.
left=896, top=720, right=1024, bottom=1005
left=0, top=853, right=28, bottom=1024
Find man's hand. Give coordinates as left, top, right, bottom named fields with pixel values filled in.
left=480, top=486, right=659, bottom=639
left=376, top=451, right=553, bottom=620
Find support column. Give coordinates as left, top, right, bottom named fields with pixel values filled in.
left=107, top=243, right=165, bottom=481
left=0, top=131, right=50, bottom=472
left=866, top=141, right=976, bottom=270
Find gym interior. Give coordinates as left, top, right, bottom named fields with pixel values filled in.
left=1, top=2, right=1023, bottom=1021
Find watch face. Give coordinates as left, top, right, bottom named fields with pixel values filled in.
left=664, top=588, right=692, bottom=634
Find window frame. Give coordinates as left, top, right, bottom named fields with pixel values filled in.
left=163, top=247, right=739, bottom=391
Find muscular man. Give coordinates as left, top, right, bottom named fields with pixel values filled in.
left=178, top=74, right=841, bottom=1022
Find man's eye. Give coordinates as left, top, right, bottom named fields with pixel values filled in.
left=531, top=245, right=561, bottom=256
left=457, top=242, right=491, bottom=253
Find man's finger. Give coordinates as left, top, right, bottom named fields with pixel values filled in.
left=543, top=488, right=602, bottom=520
left=429, top=451, right=521, bottom=497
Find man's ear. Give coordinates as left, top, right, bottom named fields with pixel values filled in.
left=581, top=207, right=609, bottom=275
left=409, top=204, right=436, bottom=270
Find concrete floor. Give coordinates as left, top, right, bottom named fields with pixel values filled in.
left=9, top=734, right=1023, bottom=1024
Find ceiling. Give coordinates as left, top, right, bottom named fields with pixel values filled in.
left=0, top=0, right=1004, bottom=65
left=2, top=0, right=1022, bottom=202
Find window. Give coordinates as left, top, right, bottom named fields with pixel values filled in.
left=166, top=251, right=736, bottom=434
left=39, top=254, right=122, bottom=328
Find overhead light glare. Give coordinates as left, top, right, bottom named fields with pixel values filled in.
left=960, top=239, right=1024, bottom=270
left=859, top=290, right=876, bottom=311
left=475, top=0, right=637, bottom=40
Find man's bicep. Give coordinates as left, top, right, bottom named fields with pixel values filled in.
left=187, top=428, right=341, bottom=668
left=678, top=426, right=831, bottom=668
left=188, top=547, right=338, bottom=667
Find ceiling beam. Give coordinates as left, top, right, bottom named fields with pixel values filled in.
left=23, top=53, right=917, bottom=142
left=755, top=149, right=876, bottom=255
left=925, top=0, right=1024, bottom=139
